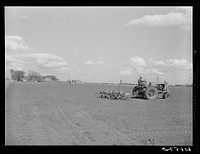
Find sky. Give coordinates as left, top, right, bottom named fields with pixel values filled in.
left=5, top=6, right=192, bottom=84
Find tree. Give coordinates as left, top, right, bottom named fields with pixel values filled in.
left=10, top=69, right=15, bottom=80
left=27, top=71, right=43, bottom=82
left=10, top=69, right=25, bottom=81
left=17, top=70, right=25, bottom=81
left=35, top=75, right=44, bottom=82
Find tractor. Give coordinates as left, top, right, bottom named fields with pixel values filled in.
left=132, top=81, right=170, bottom=100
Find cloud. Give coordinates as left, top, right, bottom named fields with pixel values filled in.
left=15, top=53, right=68, bottom=68
left=120, top=67, right=132, bottom=75
left=166, top=59, right=190, bottom=67
left=59, top=67, right=69, bottom=71
left=175, top=7, right=192, bottom=15
left=5, top=54, right=26, bottom=71
left=6, top=54, right=17, bottom=62
left=129, top=56, right=148, bottom=74
left=21, top=15, right=29, bottom=19
left=5, top=52, right=71, bottom=79
left=6, top=54, right=26, bottom=65
left=85, top=60, right=94, bottom=65
left=6, top=53, right=70, bottom=75
left=150, top=58, right=192, bottom=68
left=147, top=68, right=164, bottom=75
left=54, top=67, right=71, bottom=74
left=126, top=12, right=188, bottom=26
left=132, top=66, right=164, bottom=75
left=152, top=60, right=168, bottom=66
left=147, top=58, right=192, bottom=78
left=149, top=58, right=168, bottom=66
left=129, top=56, right=146, bottom=66
left=97, top=61, right=104, bottom=64
left=85, top=60, right=104, bottom=65
left=36, top=55, right=67, bottom=68
left=87, top=73, right=93, bottom=76
left=133, top=66, right=145, bottom=74
left=6, top=35, right=30, bottom=50
left=73, top=47, right=79, bottom=50
left=126, top=8, right=191, bottom=31
left=125, top=56, right=164, bottom=75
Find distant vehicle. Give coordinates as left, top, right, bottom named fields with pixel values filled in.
left=132, top=81, right=170, bottom=100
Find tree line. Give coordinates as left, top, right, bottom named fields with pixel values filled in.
left=10, top=69, right=58, bottom=82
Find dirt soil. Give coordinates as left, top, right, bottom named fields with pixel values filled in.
left=5, top=82, right=192, bottom=145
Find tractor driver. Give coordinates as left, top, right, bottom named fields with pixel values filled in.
left=138, top=76, right=147, bottom=87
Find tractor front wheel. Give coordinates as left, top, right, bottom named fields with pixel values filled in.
left=163, top=92, right=170, bottom=99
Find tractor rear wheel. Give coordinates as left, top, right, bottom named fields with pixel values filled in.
left=145, top=86, right=158, bottom=100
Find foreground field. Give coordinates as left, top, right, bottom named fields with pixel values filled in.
left=5, top=82, right=192, bottom=145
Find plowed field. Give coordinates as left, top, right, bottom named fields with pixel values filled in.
left=5, top=82, right=192, bottom=145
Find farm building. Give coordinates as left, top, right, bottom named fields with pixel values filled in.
left=71, top=80, right=82, bottom=84
left=44, top=77, right=53, bottom=82
left=66, top=79, right=82, bottom=84
left=66, top=79, right=72, bottom=83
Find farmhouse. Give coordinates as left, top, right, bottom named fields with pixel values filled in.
left=44, top=77, right=53, bottom=82
left=66, top=79, right=72, bottom=83
left=66, top=79, right=82, bottom=84
left=71, top=80, right=82, bottom=84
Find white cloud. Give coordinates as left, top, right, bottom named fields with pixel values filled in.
left=87, top=73, right=93, bottom=76
left=97, top=61, right=104, bottom=64
left=126, top=12, right=187, bottom=26
left=6, top=54, right=17, bottom=62
left=175, top=7, right=192, bottom=15
left=15, top=53, right=68, bottom=68
left=132, top=66, right=164, bottom=75
left=120, top=67, right=132, bottom=75
left=60, top=67, right=68, bottom=70
left=134, top=66, right=145, bottom=74
left=85, top=60, right=104, bottom=65
left=147, top=68, right=164, bottom=75
left=148, top=58, right=192, bottom=77
left=122, top=56, right=192, bottom=84
left=149, top=58, right=168, bottom=66
left=5, top=54, right=25, bottom=71
left=166, top=59, right=188, bottom=67
left=5, top=53, right=71, bottom=79
left=152, top=60, right=168, bottom=66
left=128, top=56, right=177, bottom=75
left=52, top=66, right=72, bottom=74
left=9, top=53, right=70, bottom=73
left=73, top=47, right=79, bottom=50
left=129, top=56, right=147, bottom=74
left=5, top=54, right=26, bottom=66
left=37, top=54, right=67, bottom=68
left=130, top=57, right=191, bottom=72
left=85, top=60, right=94, bottom=65
left=6, top=35, right=30, bottom=50
left=150, top=58, right=191, bottom=68
left=130, top=56, right=146, bottom=66
left=21, top=15, right=29, bottom=19
left=126, top=8, right=191, bottom=31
